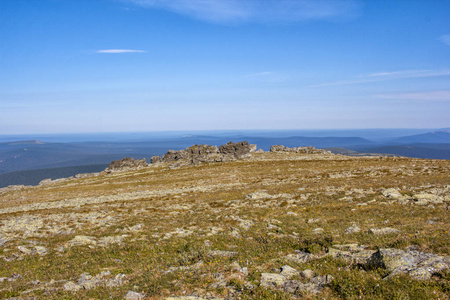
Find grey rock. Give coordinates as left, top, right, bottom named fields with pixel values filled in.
left=107, top=157, right=148, bottom=172
left=97, top=235, right=127, bottom=247
left=219, top=141, right=252, bottom=159
left=312, top=227, right=324, bottom=234
left=270, top=145, right=332, bottom=155
left=17, top=246, right=32, bottom=255
left=63, top=281, right=82, bottom=292
left=260, top=273, right=286, bottom=288
left=34, top=246, right=48, bottom=255
left=150, top=156, right=161, bottom=164
left=107, top=273, right=127, bottom=287
left=300, top=269, right=314, bottom=279
left=208, top=250, right=238, bottom=257
left=280, top=265, right=299, bottom=279
left=246, top=191, right=272, bottom=200
left=368, top=227, right=400, bottom=235
left=285, top=251, right=316, bottom=263
left=413, top=193, right=443, bottom=205
left=345, top=225, right=361, bottom=234
left=68, top=235, right=97, bottom=247
left=124, top=291, right=146, bottom=300
left=381, top=188, right=404, bottom=200
left=365, top=248, right=450, bottom=280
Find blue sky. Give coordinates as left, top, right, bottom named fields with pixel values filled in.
left=0, top=0, right=449, bottom=134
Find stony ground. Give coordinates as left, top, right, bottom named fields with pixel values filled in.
left=0, top=151, right=449, bottom=299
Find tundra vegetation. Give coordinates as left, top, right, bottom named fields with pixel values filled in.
left=0, top=143, right=449, bottom=299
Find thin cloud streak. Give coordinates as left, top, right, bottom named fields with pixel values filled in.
left=312, top=69, right=450, bottom=87
left=375, top=91, right=450, bottom=101
left=246, top=72, right=273, bottom=77
left=126, top=0, right=361, bottom=24
left=96, top=49, right=146, bottom=53
left=439, top=34, right=450, bottom=46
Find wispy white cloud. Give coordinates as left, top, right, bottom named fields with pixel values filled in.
left=439, top=34, right=450, bottom=46
left=125, top=0, right=361, bottom=24
left=312, top=69, right=450, bottom=87
left=246, top=71, right=273, bottom=77
left=96, top=49, right=146, bottom=53
left=375, top=91, right=450, bottom=101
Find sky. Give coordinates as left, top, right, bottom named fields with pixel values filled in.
left=0, top=0, right=449, bottom=134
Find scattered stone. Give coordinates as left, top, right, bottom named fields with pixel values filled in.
left=34, top=246, right=48, bottom=255
left=208, top=250, right=238, bottom=257
left=98, top=235, right=127, bottom=247
left=260, top=273, right=286, bottom=288
left=285, top=251, right=316, bottom=264
left=345, top=225, right=361, bottom=234
left=300, top=269, right=315, bottom=279
left=280, top=265, right=299, bottom=279
left=63, top=281, right=82, bottom=292
left=68, top=235, right=97, bottom=247
left=307, top=218, right=321, bottom=224
left=381, top=188, right=404, bottom=200
left=18, top=245, right=33, bottom=255
left=286, top=211, right=298, bottom=216
left=368, top=228, right=400, bottom=235
left=246, top=191, right=272, bottom=200
left=124, top=290, right=146, bottom=300
left=312, top=228, right=324, bottom=234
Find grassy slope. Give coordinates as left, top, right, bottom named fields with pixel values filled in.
left=0, top=152, right=449, bottom=299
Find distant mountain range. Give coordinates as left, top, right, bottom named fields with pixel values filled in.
left=0, top=129, right=449, bottom=188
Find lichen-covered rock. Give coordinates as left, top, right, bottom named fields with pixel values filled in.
left=63, top=281, right=82, bottom=292
left=280, top=265, right=299, bottom=278
left=125, top=291, right=146, bottom=300
left=260, top=273, right=286, bottom=288
left=68, top=235, right=97, bottom=247
left=381, top=188, right=404, bottom=200
left=412, top=193, right=443, bottom=205
left=365, top=248, right=450, bottom=279
left=285, top=251, right=316, bottom=264
left=368, top=227, right=400, bottom=235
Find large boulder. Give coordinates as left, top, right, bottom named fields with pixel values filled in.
left=364, top=248, right=450, bottom=280
left=219, top=141, right=253, bottom=159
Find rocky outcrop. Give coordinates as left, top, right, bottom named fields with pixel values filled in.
left=106, top=157, right=148, bottom=172
left=270, top=145, right=332, bottom=155
left=151, top=141, right=256, bottom=166
left=327, top=246, right=450, bottom=280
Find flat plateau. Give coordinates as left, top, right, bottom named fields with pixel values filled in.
left=0, top=151, right=449, bottom=299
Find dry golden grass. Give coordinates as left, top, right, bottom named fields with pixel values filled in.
left=0, top=152, right=449, bottom=299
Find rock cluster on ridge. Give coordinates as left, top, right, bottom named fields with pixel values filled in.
left=106, top=157, right=148, bottom=172
left=151, top=141, right=257, bottom=166
left=270, top=145, right=333, bottom=155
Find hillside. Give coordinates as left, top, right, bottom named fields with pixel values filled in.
left=0, top=145, right=449, bottom=299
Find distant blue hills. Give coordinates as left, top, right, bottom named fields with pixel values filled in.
left=0, top=129, right=449, bottom=188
